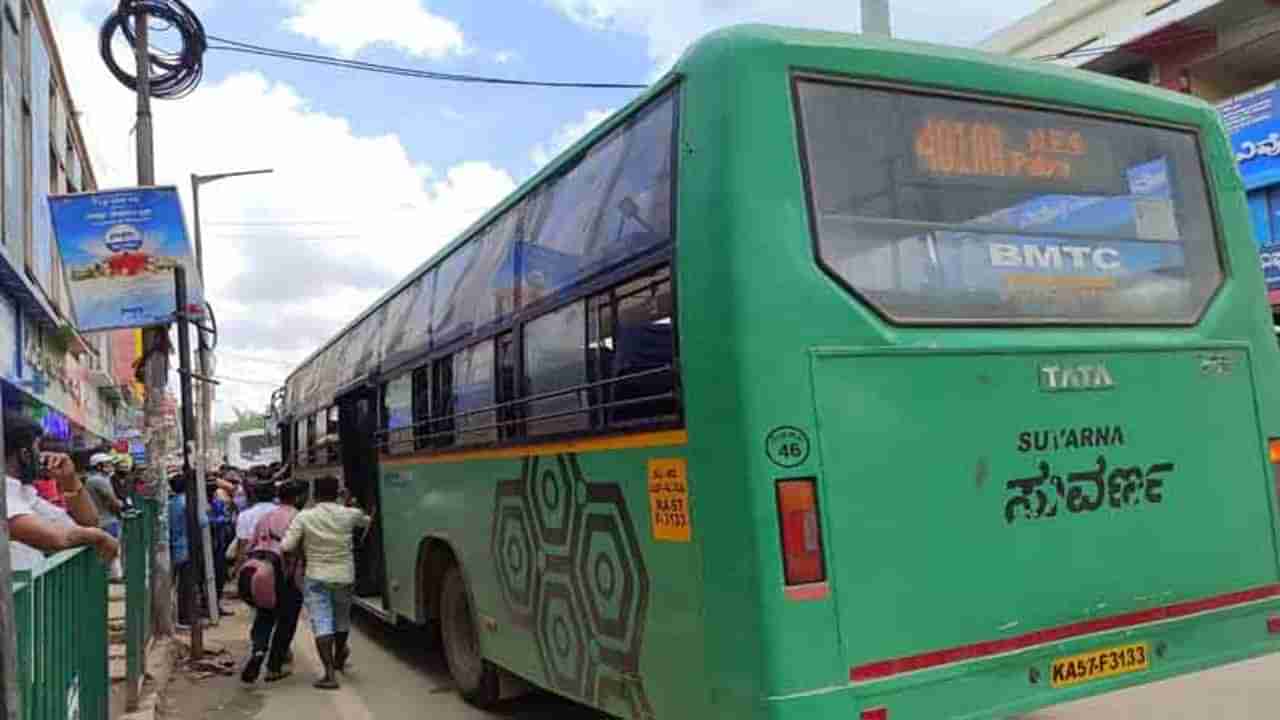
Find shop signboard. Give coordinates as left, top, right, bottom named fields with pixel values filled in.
left=48, top=186, right=203, bottom=332
left=1218, top=83, right=1280, bottom=295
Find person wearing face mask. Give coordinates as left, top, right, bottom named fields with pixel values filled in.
left=4, top=412, right=118, bottom=572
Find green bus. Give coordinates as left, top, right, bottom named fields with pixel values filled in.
left=277, top=24, right=1280, bottom=719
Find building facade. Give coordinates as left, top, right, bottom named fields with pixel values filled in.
left=0, top=0, right=138, bottom=453
left=982, top=0, right=1280, bottom=313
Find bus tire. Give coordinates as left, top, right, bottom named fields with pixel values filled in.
left=440, top=565, right=499, bottom=707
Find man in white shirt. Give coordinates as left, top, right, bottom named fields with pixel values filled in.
left=5, top=413, right=118, bottom=572
left=282, top=475, right=371, bottom=690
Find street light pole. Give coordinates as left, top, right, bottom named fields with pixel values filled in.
left=188, top=169, right=272, bottom=626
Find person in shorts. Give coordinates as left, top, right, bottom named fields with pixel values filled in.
left=281, top=475, right=371, bottom=690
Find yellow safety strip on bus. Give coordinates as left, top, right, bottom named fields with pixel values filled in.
left=380, top=429, right=689, bottom=466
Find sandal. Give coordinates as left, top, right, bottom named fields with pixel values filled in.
left=264, top=670, right=292, bottom=683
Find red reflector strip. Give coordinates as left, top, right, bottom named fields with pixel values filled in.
left=860, top=708, right=888, bottom=720
left=850, top=584, right=1280, bottom=683
left=785, top=582, right=831, bottom=602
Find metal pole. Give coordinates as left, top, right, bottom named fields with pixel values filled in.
left=0, top=414, right=21, bottom=720
left=191, top=175, right=203, bottom=280
left=134, top=8, right=175, bottom=639
left=190, top=177, right=218, bottom=626
left=862, top=0, right=892, bottom=36
left=174, top=267, right=203, bottom=659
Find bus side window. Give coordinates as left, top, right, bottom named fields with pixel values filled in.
left=496, top=332, right=520, bottom=440
left=326, top=405, right=340, bottom=463
left=295, top=421, right=306, bottom=466
left=524, top=300, right=590, bottom=437
left=432, top=355, right=455, bottom=448
left=455, top=340, right=497, bottom=446
left=413, top=365, right=431, bottom=450
left=383, top=375, right=414, bottom=454
left=305, top=416, right=316, bottom=465
left=587, top=266, right=677, bottom=428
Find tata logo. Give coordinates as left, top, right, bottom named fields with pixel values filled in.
left=1039, top=362, right=1115, bottom=392
left=104, top=224, right=142, bottom=252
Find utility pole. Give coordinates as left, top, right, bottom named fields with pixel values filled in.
left=174, top=267, right=203, bottom=659
left=862, top=0, right=892, bottom=36
left=0, top=415, right=20, bottom=720
left=189, top=169, right=271, bottom=624
left=134, top=6, right=175, bottom=640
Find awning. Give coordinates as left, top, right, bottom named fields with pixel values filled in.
left=1053, top=0, right=1223, bottom=68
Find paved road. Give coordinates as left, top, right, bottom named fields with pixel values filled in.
left=173, top=605, right=1280, bottom=719
left=172, top=605, right=603, bottom=720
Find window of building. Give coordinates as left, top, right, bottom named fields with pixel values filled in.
left=1, top=6, right=19, bottom=255
left=28, top=14, right=50, bottom=290
left=19, top=3, right=31, bottom=273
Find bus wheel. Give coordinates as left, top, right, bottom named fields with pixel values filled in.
left=440, top=565, right=499, bottom=707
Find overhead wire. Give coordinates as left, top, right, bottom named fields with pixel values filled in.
left=99, top=0, right=207, bottom=99
left=205, top=34, right=647, bottom=90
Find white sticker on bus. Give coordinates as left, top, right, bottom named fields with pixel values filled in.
left=989, top=242, right=1122, bottom=272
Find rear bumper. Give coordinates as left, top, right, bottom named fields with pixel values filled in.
left=764, top=595, right=1280, bottom=719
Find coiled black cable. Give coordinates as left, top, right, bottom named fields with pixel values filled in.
left=100, top=0, right=207, bottom=99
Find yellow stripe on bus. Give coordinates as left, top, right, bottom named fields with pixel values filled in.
left=380, top=429, right=689, bottom=467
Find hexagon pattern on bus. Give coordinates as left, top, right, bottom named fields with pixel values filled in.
left=490, top=453, right=652, bottom=718
left=492, top=473, right=537, bottom=628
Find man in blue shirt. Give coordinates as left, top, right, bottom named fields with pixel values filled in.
left=168, top=471, right=207, bottom=629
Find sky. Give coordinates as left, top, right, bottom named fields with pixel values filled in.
left=49, top=0, right=1052, bottom=422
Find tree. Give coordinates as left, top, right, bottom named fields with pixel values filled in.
left=214, top=407, right=267, bottom=447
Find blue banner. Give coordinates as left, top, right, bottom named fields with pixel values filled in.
left=48, top=186, right=203, bottom=332
left=1219, top=83, right=1280, bottom=296
left=1219, top=82, right=1280, bottom=184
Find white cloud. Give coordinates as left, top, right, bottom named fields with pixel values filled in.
left=529, top=108, right=614, bottom=168
left=494, top=50, right=518, bottom=64
left=282, top=0, right=466, bottom=59
left=51, top=6, right=512, bottom=421
left=548, top=0, right=1053, bottom=68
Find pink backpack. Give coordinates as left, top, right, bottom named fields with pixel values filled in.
left=239, top=506, right=299, bottom=610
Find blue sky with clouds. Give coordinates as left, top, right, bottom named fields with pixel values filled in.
left=50, top=0, right=1051, bottom=418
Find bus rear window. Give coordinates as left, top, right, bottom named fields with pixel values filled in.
left=794, top=78, right=1223, bottom=324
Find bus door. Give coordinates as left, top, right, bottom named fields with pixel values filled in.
left=338, top=387, right=386, bottom=598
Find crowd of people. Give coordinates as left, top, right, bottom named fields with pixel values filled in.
left=4, top=410, right=374, bottom=691
left=168, top=461, right=374, bottom=690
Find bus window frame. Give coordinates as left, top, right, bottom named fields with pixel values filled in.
left=296, top=83, right=684, bottom=458
left=789, top=70, right=1230, bottom=329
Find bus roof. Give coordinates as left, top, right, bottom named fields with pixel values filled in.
left=283, top=23, right=1225, bottom=391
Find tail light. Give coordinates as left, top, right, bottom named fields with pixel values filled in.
left=861, top=708, right=888, bottom=720
left=1270, top=439, right=1280, bottom=499
left=776, top=478, right=825, bottom=585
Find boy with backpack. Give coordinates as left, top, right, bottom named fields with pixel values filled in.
left=240, top=478, right=309, bottom=683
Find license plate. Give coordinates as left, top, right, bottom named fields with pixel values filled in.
left=1050, top=642, right=1150, bottom=689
